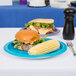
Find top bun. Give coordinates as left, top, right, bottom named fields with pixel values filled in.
left=15, top=30, right=40, bottom=44
left=29, top=19, right=54, bottom=24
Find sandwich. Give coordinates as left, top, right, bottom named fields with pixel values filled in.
left=25, top=19, right=55, bottom=35
left=13, top=30, right=46, bottom=51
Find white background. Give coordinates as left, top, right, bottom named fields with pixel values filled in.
left=0, top=0, right=12, bottom=5
left=13, top=0, right=76, bottom=2
left=0, top=28, right=76, bottom=76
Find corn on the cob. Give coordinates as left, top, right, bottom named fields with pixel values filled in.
left=28, top=40, right=60, bottom=55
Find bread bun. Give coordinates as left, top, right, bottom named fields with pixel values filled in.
left=15, top=30, right=40, bottom=44
left=29, top=19, right=54, bottom=24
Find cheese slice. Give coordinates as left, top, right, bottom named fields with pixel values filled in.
left=38, top=28, right=53, bottom=34
left=29, top=25, right=38, bottom=32
left=29, top=25, right=54, bottom=35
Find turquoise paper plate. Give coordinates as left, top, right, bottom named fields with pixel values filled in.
left=3, top=38, right=67, bottom=59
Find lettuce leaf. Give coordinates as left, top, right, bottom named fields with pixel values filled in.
left=25, top=23, right=54, bottom=28
left=25, top=23, right=33, bottom=27
left=33, top=23, right=41, bottom=26
left=13, top=36, right=46, bottom=48
left=13, top=40, right=24, bottom=48
left=32, top=36, right=46, bottom=45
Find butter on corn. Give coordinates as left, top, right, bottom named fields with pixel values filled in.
left=28, top=40, right=60, bottom=55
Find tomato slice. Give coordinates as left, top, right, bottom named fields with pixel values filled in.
left=34, top=26, right=42, bottom=29
left=47, top=27, right=54, bottom=30
left=34, top=26, right=55, bottom=31
left=52, top=28, right=55, bottom=31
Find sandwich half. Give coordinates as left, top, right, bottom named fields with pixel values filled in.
left=25, top=19, right=55, bottom=35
